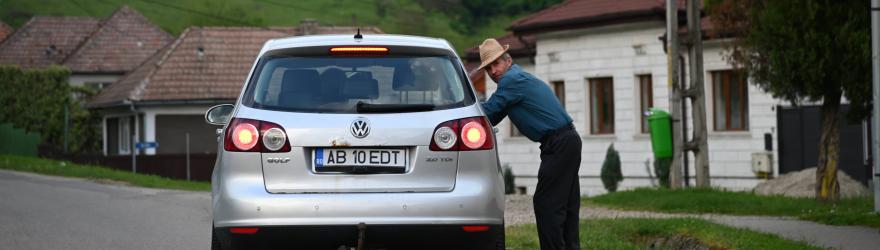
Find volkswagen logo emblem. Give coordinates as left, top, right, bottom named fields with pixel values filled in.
left=350, top=117, right=370, bottom=138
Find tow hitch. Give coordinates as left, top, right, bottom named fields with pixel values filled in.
left=357, top=222, right=366, bottom=250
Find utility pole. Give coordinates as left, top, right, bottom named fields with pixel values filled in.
left=667, top=0, right=684, bottom=189
left=871, top=0, right=880, bottom=212
left=686, top=0, right=710, bottom=187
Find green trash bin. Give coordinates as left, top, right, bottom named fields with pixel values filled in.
left=647, top=108, right=673, bottom=158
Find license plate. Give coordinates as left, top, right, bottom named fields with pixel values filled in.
left=313, top=148, right=407, bottom=173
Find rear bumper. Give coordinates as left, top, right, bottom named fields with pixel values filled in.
left=214, top=224, right=504, bottom=250
left=212, top=151, right=505, bottom=227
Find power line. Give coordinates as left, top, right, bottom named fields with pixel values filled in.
left=136, top=0, right=253, bottom=26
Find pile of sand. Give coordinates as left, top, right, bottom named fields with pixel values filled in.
left=753, top=167, right=871, bottom=198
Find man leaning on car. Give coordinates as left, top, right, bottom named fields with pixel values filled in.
left=477, top=38, right=583, bottom=250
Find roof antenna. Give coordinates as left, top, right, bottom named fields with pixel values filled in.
left=354, top=28, right=363, bottom=39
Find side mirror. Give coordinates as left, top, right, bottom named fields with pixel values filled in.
left=205, top=104, right=234, bottom=125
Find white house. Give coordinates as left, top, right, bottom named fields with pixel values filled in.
left=467, top=0, right=791, bottom=196
left=86, top=21, right=382, bottom=156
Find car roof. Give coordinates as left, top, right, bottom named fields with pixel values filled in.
left=260, top=34, right=456, bottom=56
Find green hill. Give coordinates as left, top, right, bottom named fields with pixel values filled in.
left=0, top=0, right=528, bottom=54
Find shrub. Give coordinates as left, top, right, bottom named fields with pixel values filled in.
left=654, top=157, right=672, bottom=188
left=600, top=144, right=623, bottom=192
left=0, top=65, right=100, bottom=153
left=503, top=164, right=515, bottom=194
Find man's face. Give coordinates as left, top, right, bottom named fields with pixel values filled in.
left=485, top=56, right=511, bottom=82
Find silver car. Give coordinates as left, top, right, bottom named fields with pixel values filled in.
left=205, top=34, right=505, bottom=250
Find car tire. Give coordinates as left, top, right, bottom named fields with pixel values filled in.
left=494, top=227, right=506, bottom=250
left=211, top=225, right=230, bottom=250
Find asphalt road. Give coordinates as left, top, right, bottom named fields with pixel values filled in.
left=0, top=169, right=211, bottom=250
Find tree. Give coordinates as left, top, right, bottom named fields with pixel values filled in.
left=0, top=66, right=101, bottom=154
left=600, top=144, right=623, bottom=192
left=503, top=164, right=516, bottom=194
left=708, top=0, right=871, bottom=202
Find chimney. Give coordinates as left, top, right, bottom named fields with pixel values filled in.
left=298, top=19, right=319, bottom=35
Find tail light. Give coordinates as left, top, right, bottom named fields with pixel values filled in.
left=229, top=227, right=259, bottom=234
left=224, top=118, right=291, bottom=152
left=430, top=117, right=494, bottom=151
left=461, top=225, right=490, bottom=232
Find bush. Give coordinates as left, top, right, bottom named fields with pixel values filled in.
left=503, top=164, right=515, bottom=194
left=654, top=157, right=672, bottom=188
left=0, top=65, right=100, bottom=153
left=600, top=144, right=623, bottom=192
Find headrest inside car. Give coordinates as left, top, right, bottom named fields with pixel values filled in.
left=281, top=69, right=319, bottom=94
left=393, top=64, right=440, bottom=91
left=343, top=77, right=379, bottom=99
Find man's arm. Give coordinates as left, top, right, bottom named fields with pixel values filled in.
left=481, top=79, right=524, bottom=126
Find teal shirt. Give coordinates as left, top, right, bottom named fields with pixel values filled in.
left=481, top=64, right=573, bottom=142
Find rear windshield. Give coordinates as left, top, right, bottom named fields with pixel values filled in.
left=242, top=56, right=474, bottom=113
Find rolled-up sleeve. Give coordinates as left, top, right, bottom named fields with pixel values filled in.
left=481, top=79, right=523, bottom=126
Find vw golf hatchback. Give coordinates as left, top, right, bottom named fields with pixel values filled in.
left=206, top=34, right=505, bottom=250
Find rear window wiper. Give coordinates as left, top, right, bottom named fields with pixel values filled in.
left=356, top=101, right=435, bottom=113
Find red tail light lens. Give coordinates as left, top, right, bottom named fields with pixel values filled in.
left=224, top=118, right=291, bottom=152
left=229, top=227, right=259, bottom=234
left=461, top=121, right=487, bottom=149
left=430, top=117, right=494, bottom=151
left=461, top=225, right=490, bottom=232
left=231, top=123, right=259, bottom=151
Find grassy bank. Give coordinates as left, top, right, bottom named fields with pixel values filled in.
left=0, top=154, right=210, bottom=192
left=0, top=0, right=519, bottom=54
left=587, top=188, right=880, bottom=229
left=506, top=218, right=821, bottom=249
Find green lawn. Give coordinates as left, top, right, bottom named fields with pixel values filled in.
left=0, top=154, right=210, bottom=191
left=0, top=0, right=519, bottom=54
left=506, top=218, right=822, bottom=250
left=587, top=187, right=880, bottom=229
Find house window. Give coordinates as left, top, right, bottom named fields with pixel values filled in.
left=85, top=82, right=112, bottom=90
left=119, top=117, right=131, bottom=154
left=712, top=70, right=749, bottom=131
left=589, top=77, right=615, bottom=134
left=552, top=80, right=565, bottom=108
left=638, top=74, right=654, bottom=133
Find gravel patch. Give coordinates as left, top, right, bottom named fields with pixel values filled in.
left=754, top=167, right=870, bottom=198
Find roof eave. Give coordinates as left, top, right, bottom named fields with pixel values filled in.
left=87, top=98, right=235, bottom=110
left=509, top=8, right=678, bottom=36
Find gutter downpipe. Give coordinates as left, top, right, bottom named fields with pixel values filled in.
left=126, top=99, right=137, bottom=174
left=872, top=0, right=880, bottom=212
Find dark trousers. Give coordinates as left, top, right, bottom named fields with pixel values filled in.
left=534, top=127, right=582, bottom=250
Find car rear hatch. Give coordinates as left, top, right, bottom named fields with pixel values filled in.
left=247, top=107, right=481, bottom=193
left=234, top=44, right=482, bottom=193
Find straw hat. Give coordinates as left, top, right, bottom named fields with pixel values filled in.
left=476, top=38, right=510, bottom=70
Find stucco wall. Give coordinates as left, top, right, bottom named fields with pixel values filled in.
left=487, top=21, right=786, bottom=196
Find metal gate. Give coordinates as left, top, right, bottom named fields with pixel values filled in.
left=777, top=105, right=871, bottom=185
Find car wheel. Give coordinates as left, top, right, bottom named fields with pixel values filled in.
left=211, top=225, right=230, bottom=250
left=494, top=228, right=506, bottom=250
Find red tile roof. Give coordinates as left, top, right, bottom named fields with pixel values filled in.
left=0, top=6, right=171, bottom=73
left=87, top=24, right=382, bottom=108
left=463, top=33, right=535, bottom=64
left=62, top=6, right=174, bottom=73
left=0, top=21, right=12, bottom=43
left=510, top=0, right=688, bottom=35
left=0, top=16, right=100, bottom=68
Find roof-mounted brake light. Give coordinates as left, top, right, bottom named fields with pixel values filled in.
left=330, top=47, right=389, bottom=56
